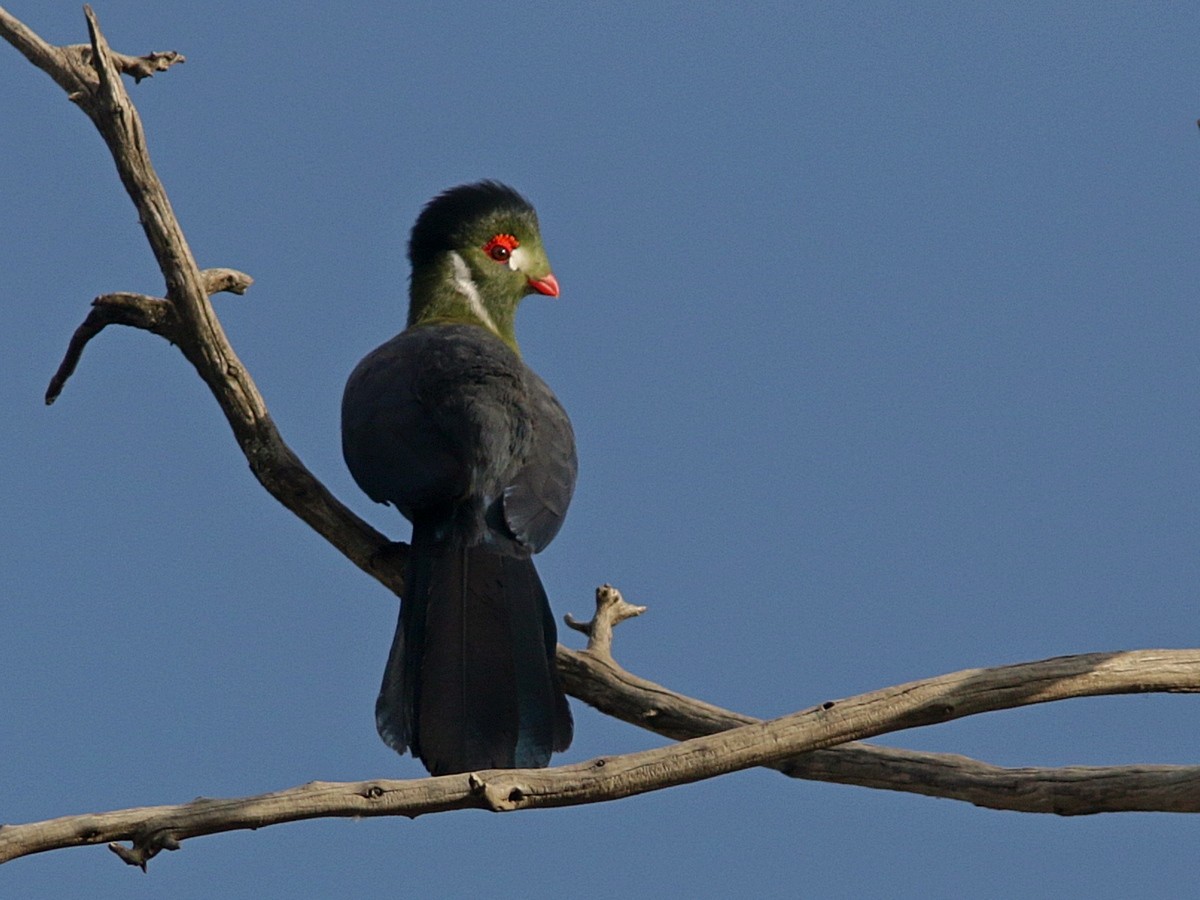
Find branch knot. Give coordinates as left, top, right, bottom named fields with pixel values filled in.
left=467, top=773, right=529, bottom=812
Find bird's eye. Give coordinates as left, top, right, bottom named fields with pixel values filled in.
left=483, top=233, right=520, bottom=262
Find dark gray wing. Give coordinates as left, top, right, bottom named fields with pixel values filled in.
left=341, top=328, right=470, bottom=518
left=501, top=365, right=577, bottom=553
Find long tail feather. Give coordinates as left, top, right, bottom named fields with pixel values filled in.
left=375, top=527, right=572, bottom=775
left=375, top=540, right=430, bottom=756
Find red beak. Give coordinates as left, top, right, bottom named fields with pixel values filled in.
left=527, top=272, right=560, bottom=297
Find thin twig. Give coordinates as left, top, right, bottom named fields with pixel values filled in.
left=564, top=584, right=647, bottom=655
left=45, top=293, right=176, bottom=405
left=74, top=44, right=184, bottom=82
left=45, top=269, right=253, bottom=405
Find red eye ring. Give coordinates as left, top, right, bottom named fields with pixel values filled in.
left=484, top=233, right=520, bottom=262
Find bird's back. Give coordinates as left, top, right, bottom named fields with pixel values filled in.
left=342, top=321, right=575, bottom=545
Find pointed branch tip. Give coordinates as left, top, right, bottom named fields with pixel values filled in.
left=45, top=293, right=176, bottom=405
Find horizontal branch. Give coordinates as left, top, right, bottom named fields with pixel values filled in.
left=3, top=648, right=1198, bottom=865
left=73, top=44, right=184, bottom=82
left=557, top=586, right=1200, bottom=815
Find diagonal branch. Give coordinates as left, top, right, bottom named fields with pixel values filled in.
left=557, top=586, right=1200, bottom=815
left=2, top=5, right=405, bottom=594
left=45, top=293, right=175, bottom=405
left=3, top=648, right=1199, bottom=866
left=558, top=645, right=1200, bottom=815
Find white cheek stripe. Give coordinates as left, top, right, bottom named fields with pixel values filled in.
left=508, top=245, right=530, bottom=273
left=449, top=251, right=499, bottom=334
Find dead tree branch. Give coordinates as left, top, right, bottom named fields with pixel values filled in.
left=0, top=3, right=404, bottom=595
left=560, top=588, right=1200, bottom=815
left=44, top=269, right=251, bottom=405
left=3, top=646, right=1200, bottom=865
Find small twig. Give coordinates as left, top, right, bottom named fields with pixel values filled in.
left=201, top=267, right=254, bottom=296
left=108, top=831, right=179, bottom=870
left=564, top=584, right=646, bottom=656
left=44, top=269, right=251, bottom=406
left=45, top=293, right=176, bottom=405
left=72, top=44, right=185, bottom=82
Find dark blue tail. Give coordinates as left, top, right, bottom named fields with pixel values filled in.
left=375, top=528, right=572, bottom=775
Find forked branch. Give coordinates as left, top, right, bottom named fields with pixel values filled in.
left=45, top=269, right=252, bottom=405
left=1, top=3, right=403, bottom=593
left=559, top=591, right=1200, bottom=815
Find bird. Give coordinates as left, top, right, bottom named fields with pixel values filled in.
left=341, top=181, right=575, bottom=775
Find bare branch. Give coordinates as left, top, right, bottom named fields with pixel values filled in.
left=557, top=589, right=1200, bottom=815
left=74, top=44, right=185, bottom=82
left=564, top=584, right=647, bottom=655
left=45, top=292, right=176, bottom=405
left=0, top=6, right=88, bottom=96
left=1, top=6, right=403, bottom=595
left=3, top=648, right=1200, bottom=865
left=557, top=642, right=1200, bottom=815
left=0, top=5, right=182, bottom=91
left=201, top=267, right=254, bottom=296
left=45, top=269, right=255, bottom=405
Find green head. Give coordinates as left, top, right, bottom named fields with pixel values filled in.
left=407, top=181, right=559, bottom=351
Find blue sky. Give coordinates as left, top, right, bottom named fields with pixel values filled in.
left=3, top=2, right=1199, bottom=897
